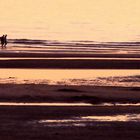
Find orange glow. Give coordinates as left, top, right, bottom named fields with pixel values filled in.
left=0, top=68, right=139, bottom=80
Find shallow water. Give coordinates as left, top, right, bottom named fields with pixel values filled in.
left=2, top=0, right=140, bottom=43
left=0, top=102, right=92, bottom=106
left=1, top=102, right=140, bottom=107
left=1, top=101, right=140, bottom=127
left=0, top=69, right=139, bottom=86
left=0, top=57, right=140, bottom=60
left=3, top=40, right=140, bottom=55
left=37, top=113, right=140, bottom=127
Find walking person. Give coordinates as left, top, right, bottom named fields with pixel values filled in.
left=0, top=36, right=2, bottom=47
left=0, top=35, right=5, bottom=48
left=4, top=34, right=7, bottom=47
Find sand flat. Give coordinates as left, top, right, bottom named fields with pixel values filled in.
left=0, top=58, right=139, bottom=69
left=0, top=84, right=139, bottom=103
left=0, top=105, right=140, bottom=140
left=0, top=46, right=140, bottom=139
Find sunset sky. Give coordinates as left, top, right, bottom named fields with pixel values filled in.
left=0, top=0, right=140, bottom=41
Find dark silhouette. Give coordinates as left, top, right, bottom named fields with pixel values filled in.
left=4, top=34, right=7, bottom=47
left=0, top=34, right=7, bottom=48
left=0, top=35, right=4, bottom=48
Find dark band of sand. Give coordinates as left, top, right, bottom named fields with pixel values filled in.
left=0, top=52, right=140, bottom=58
left=0, top=105, right=140, bottom=140
left=0, top=59, right=139, bottom=69
left=0, top=84, right=139, bottom=104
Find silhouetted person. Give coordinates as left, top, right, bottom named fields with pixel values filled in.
left=4, top=34, right=7, bottom=47
left=0, top=36, right=2, bottom=47
left=0, top=35, right=5, bottom=48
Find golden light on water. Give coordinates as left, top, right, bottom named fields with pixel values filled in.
left=0, top=0, right=140, bottom=41
left=0, top=69, right=139, bottom=87
left=0, top=69, right=139, bottom=80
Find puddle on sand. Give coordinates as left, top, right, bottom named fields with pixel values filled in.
left=37, top=113, right=140, bottom=127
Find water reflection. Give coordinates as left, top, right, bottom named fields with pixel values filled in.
left=0, top=57, right=140, bottom=60
left=0, top=69, right=139, bottom=80
left=0, top=102, right=92, bottom=106
left=82, top=114, right=140, bottom=122
left=39, top=114, right=140, bottom=123
left=38, top=113, right=140, bottom=127
left=1, top=102, right=140, bottom=107
left=81, top=115, right=135, bottom=122
left=0, top=69, right=139, bottom=87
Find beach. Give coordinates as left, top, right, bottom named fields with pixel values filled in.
left=2, top=0, right=140, bottom=139
left=0, top=84, right=139, bottom=104
left=0, top=106, right=140, bottom=140
left=0, top=42, right=140, bottom=140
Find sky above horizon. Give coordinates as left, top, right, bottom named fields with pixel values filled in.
left=0, top=0, right=140, bottom=41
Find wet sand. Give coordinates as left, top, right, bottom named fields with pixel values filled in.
left=0, top=47, right=140, bottom=139
left=0, top=58, right=139, bottom=69
left=0, top=105, right=140, bottom=140
left=0, top=84, right=139, bottom=139
left=0, top=84, right=140, bottom=140
left=0, top=45, right=140, bottom=69
left=0, top=84, right=139, bottom=104
left=1, top=52, right=140, bottom=58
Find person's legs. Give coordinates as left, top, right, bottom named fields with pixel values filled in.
left=4, top=35, right=7, bottom=47
left=4, top=42, right=7, bottom=47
